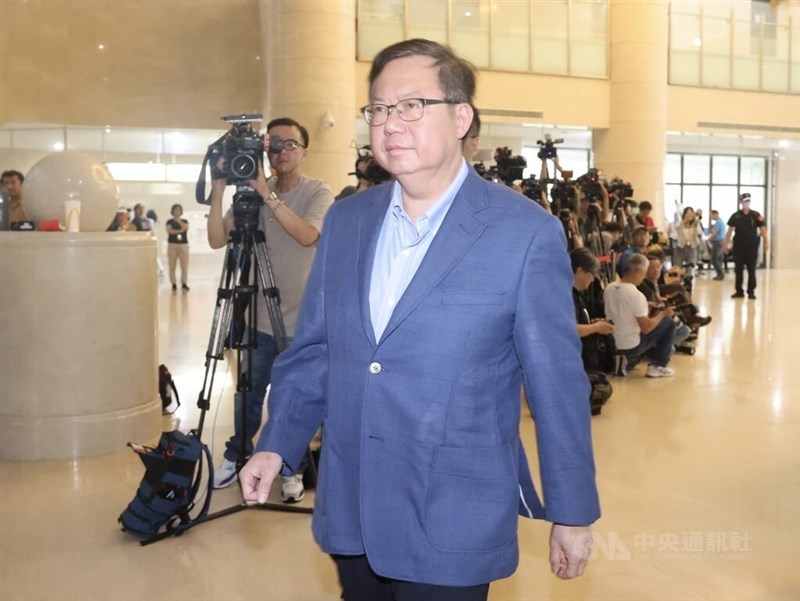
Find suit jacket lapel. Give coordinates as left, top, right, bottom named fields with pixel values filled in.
left=357, top=187, right=393, bottom=348
left=379, top=172, right=488, bottom=344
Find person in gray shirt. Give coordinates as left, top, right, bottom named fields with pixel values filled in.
left=207, top=117, right=333, bottom=501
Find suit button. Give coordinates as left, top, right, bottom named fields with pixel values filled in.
left=369, top=362, right=382, bottom=374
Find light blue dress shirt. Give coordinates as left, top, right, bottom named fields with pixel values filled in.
left=369, top=160, right=469, bottom=342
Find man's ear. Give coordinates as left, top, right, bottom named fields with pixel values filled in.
left=455, top=103, right=474, bottom=139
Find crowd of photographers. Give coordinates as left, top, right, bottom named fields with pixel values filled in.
left=457, top=109, right=716, bottom=416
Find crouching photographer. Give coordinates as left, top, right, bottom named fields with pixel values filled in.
left=604, top=253, right=677, bottom=378
left=571, top=248, right=614, bottom=415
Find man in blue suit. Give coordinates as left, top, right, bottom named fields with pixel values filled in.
left=240, top=39, right=601, bottom=600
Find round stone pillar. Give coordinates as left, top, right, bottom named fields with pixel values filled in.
left=259, top=0, right=357, bottom=195
left=593, top=0, right=669, bottom=228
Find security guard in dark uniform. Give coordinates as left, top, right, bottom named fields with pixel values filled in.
left=723, top=193, right=769, bottom=299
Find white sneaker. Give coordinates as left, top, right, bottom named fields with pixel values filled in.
left=213, top=458, right=238, bottom=489
left=280, top=473, right=305, bottom=503
left=646, top=364, right=675, bottom=378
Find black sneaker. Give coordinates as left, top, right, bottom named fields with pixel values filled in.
left=747, top=292, right=756, bottom=299
left=731, top=292, right=744, bottom=298
left=172, top=284, right=177, bottom=292
left=182, top=284, right=190, bottom=291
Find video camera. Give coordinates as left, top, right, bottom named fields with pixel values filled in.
left=607, top=176, right=634, bottom=201
left=208, top=114, right=268, bottom=184
left=351, top=145, right=391, bottom=185
left=493, top=147, right=527, bottom=185
left=196, top=113, right=274, bottom=206
left=576, top=168, right=603, bottom=202
left=549, top=179, right=576, bottom=214
left=475, top=147, right=526, bottom=186
left=537, top=134, right=564, bottom=160
left=520, top=175, right=544, bottom=204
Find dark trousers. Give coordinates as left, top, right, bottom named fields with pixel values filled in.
left=622, top=317, right=676, bottom=368
left=333, top=555, right=489, bottom=601
left=733, top=245, right=758, bottom=294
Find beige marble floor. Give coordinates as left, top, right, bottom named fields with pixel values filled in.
left=1, top=253, right=798, bottom=601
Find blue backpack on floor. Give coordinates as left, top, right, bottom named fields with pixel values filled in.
left=118, top=430, right=213, bottom=544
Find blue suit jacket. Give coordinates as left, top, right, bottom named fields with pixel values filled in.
left=257, top=168, right=601, bottom=586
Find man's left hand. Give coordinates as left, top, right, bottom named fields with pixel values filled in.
left=549, top=524, right=593, bottom=580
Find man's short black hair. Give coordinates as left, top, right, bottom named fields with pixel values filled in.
left=368, top=38, right=476, bottom=104
left=638, top=201, right=652, bottom=211
left=570, top=247, right=599, bottom=275
left=646, top=250, right=665, bottom=263
left=1, top=170, right=24, bottom=182
left=632, top=225, right=649, bottom=238
left=267, top=117, right=310, bottom=149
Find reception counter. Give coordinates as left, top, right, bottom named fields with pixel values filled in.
left=0, top=232, right=161, bottom=459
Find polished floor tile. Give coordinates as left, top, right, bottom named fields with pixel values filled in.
left=1, top=253, right=798, bottom=601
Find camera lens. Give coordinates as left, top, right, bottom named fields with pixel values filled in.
left=230, top=154, right=257, bottom=179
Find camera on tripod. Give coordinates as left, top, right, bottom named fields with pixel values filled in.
left=206, top=114, right=267, bottom=184
left=537, top=134, right=564, bottom=160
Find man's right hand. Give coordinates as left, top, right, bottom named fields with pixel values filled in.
left=240, top=451, right=284, bottom=505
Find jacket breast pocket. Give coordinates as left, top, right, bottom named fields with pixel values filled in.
left=425, top=443, right=518, bottom=553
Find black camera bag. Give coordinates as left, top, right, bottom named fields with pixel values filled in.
left=119, top=430, right=212, bottom=543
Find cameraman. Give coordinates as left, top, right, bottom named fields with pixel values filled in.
left=336, top=150, right=390, bottom=200
left=207, top=117, right=334, bottom=501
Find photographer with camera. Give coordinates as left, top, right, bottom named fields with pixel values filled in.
left=336, top=146, right=392, bottom=200
left=207, top=117, right=334, bottom=500
left=604, top=253, right=677, bottom=378
left=638, top=254, right=694, bottom=354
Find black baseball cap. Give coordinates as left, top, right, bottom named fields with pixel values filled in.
left=739, top=192, right=751, bottom=202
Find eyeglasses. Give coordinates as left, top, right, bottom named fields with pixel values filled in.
left=267, top=138, right=305, bottom=154
left=361, top=98, right=458, bottom=126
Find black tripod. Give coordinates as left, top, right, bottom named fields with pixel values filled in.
left=195, top=185, right=314, bottom=523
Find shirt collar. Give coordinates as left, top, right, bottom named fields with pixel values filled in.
left=389, top=160, right=469, bottom=234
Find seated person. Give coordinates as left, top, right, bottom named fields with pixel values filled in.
left=650, top=249, right=712, bottom=333
left=639, top=254, right=693, bottom=351
left=571, top=248, right=615, bottom=416
left=571, top=248, right=614, bottom=370
left=604, top=253, right=677, bottom=378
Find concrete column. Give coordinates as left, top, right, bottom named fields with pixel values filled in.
left=0, top=232, right=161, bottom=459
left=259, top=0, right=357, bottom=195
left=593, top=0, right=669, bottom=228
